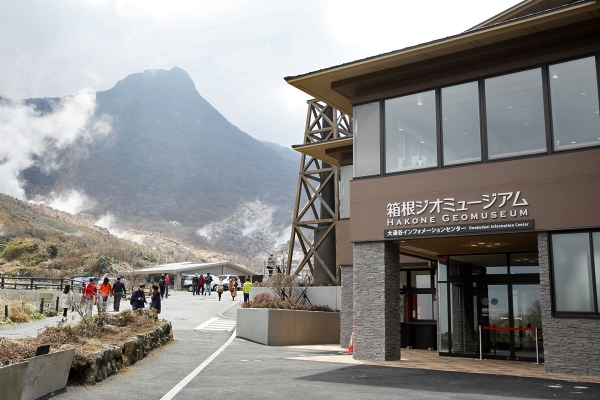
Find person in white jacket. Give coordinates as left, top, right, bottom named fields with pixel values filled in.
left=60, top=284, right=74, bottom=322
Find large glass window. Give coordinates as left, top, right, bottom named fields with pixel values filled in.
left=551, top=232, right=595, bottom=313
left=385, top=90, right=437, bottom=172
left=441, top=81, right=481, bottom=165
left=549, top=56, right=600, bottom=151
left=353, top=102, right=380, bottom=177
left=485, top=68, right=547, bottom=159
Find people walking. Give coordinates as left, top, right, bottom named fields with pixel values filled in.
left=159, top=275, right=166, bottom=299
left=216, top=277, right=224, bottom=301
left=204, top=273, right=213, bottom=295
left=60, top=284, right=73, bottom=322
left=112, top=277, right=126, bottom=312
left=164, top=274, right=170, bottom=298
left=198, top=274, right=205, bottom=295
left=150, top=284, right=161, bottom=314
left=82, top=278, right=98, bottom=317
left=229, top=277, right=238, bottom=301
left=192, top=274, right=199, bottom=295
left=131, top=284, right=147, bottom=310
left=99, top=277, right=114, bottom=312
left=243, top=278, right=253, bottom=303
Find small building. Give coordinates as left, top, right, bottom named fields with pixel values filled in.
left=285, top=0, right=600, bottom=377
left=139, top=261, right=258, bottom=289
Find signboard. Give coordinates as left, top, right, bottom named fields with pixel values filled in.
left=384, top=219, right=534, bottom=238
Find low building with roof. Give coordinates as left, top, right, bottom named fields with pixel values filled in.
left=137, top=261, right=258, bottom=289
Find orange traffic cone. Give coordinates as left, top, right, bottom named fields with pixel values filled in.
left=348, top=330, right=354, bottom=354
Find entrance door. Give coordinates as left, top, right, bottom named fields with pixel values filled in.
left=512, top=284, right=543, bottom=360
left=481, top=283, right=542, bottom=361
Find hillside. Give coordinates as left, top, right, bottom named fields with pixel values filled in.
left=0, top=192, right=223, bottom=277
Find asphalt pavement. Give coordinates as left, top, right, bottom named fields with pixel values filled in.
left=3, top=290, right=600, bottom=399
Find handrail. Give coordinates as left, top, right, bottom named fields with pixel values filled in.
left=0, top=275, right=77, bottom=291
left=477, top=325, right=540, bottom=365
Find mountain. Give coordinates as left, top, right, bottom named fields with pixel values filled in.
left=14, top=68, right=299, bottom=268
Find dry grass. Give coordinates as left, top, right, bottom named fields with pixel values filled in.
left=0, top=295, right=44, bottom=323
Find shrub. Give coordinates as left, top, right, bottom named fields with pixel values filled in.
left=1, top=239, right=37, bottom=261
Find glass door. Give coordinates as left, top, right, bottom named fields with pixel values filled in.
left=512, top=284, right=542, bottom=361
left=481, top=284, right=511, bottom=359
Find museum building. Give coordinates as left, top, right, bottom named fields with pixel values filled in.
left=285, top=0, right=600, bottom=376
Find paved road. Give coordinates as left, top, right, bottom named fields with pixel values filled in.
left=4, top=291, right=600, bottom=399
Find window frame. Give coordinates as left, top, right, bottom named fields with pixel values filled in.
left=358, top=52, right=600, bottom=178
left=549, top=230, right=600, bottom=318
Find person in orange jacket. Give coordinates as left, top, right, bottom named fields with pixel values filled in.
left=99, top=277, right=114, bottom=312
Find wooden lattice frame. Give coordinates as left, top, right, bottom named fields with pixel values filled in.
left=286, top=100, right=352, bottom=283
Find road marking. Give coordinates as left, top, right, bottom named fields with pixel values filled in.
left=195, top=318, right=236, bottom=331
left=160, top=330, right=236, bottom=400
left=194, top=317, right=219, bottom=330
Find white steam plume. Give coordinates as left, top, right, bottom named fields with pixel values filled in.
left=32, top=189, right=97, bottom=215
left=0, top=91, right=111, bottom=199
left=96, top=213, right=146, bottom=245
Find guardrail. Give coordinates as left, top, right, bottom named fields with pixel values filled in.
left=0, top=275, right=76, bottom=291
left=477, top=325, right=540, bottom=364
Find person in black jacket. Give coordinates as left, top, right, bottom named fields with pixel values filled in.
left=191, top=274, right=199, bottom=295
left=113, top=277, right=127, bottom=312
left=150, top=284, right=161, bottom=314
left=158, top=275, right=166, bottom=299
left=131, top=284, right=147, bottom=310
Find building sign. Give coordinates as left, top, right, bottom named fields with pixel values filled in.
left=384, top=191, right=533, bottom=238
left=385, top=219, right=534, bottom=238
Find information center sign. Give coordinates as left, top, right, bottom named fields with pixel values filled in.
left=384, top=219, right=534, bottom=239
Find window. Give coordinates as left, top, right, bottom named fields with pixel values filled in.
left=549, top=56, right=600, bottom=151
left=551, top=231, right=600, bottom=315
left=485, top=68, right=547, bottom=159
left=385, top=90, right=437, bottom=173
left=339, top=164, right=352, bottom=218
left=441, top=81, right=481, bottom=165
left=353, top=102, right=380, bottom=177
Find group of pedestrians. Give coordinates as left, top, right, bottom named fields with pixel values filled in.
left=129, top=283, right=161, bottom=314
left=191, top=273, right=213, bottom=296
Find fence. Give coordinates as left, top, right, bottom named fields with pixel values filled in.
left=0, top=275, right=76, bottom=291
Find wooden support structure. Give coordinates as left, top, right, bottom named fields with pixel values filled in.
left=286, top=100, right=352, bottom=283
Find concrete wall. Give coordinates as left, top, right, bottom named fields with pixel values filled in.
left=237, top=308, right=340, bottom=346
left=353, top=241, right=400, bottom=361
left=0, top=361, right=28, bottom=400
left=21, top=349, right=75, bottom=400
left=538, top=233, right=600, bottom=376
left=340, top=265, right=353, bottom=349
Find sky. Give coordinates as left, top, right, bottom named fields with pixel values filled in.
left=0, top=0, right=521, bottom=148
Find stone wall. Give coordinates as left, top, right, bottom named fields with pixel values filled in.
left=76, top=321, right=173, bottom=384
left=340, top=265, right=353, bottom=348
left=353, top=241, right=400, bottom=361
left=538, top=233, right=600, bottom=376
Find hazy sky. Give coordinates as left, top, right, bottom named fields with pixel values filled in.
left=0, top=0, right=521, bottom=147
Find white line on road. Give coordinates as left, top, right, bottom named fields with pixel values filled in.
left=160, top=329, right=237, bottom=400
left=194, top=317, right=219, bottom=330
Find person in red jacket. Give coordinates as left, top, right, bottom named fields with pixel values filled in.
left=198, top=274, right=205, bottom=295
left=82, top=278, right=98, bottom=317
left=164, top=274, right=171, bottom=298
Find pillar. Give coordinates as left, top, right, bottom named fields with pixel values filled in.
left=340, top=265, right=353, bottom=348
left=353, top=241, right=400, bottom=361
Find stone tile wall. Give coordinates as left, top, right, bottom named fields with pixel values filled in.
left=340, top=264, right=353, bottom=349
left=538, top=233, right=600, bottom=376
left=353, top=241, right=400, bottom=361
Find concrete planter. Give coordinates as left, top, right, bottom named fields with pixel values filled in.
left=0, top=348, right=75, bottom=400
left=237, top=308, right=340, bottom=346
